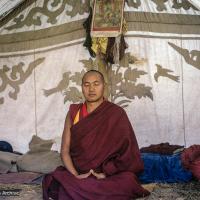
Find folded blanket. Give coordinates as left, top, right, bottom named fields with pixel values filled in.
left=140, top=143, right=184, bottom=155
left=0, top=171, right=42, bottom=184
left=139, top=153, right=192, bottom=183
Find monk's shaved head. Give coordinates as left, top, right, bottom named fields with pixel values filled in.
left=81, top=70, right=105, bottom=103
left=82, top=70, right=105, bottom=85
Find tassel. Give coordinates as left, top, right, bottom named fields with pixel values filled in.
left=113, top=35, right=121, bottom=64
left=83, top=7, right=96, bottom=57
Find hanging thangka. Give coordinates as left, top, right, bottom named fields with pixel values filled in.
left=91, top=0, right=125, bottom=37
left=88, top=0, right=127, bottom=65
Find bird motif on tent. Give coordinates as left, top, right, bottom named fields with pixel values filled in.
left=43, top=72, right=71, bottom=97
left=168, top=42, right=200, bottom=70
left=154, top=64, right=180, bottom=82
left=42, top=53, right=153, bottom=107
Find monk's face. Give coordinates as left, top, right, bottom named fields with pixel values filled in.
left=82, top=72, right=104, bottom=103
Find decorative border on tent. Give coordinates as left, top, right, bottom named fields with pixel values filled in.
left=0, top=12, right=200, bottom=53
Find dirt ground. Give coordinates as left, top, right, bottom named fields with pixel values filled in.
left=141, top=180, right=200, bottom=200
left=0, top=180, right=199, bottom=200
left=0, top=184, right=42, bottom=200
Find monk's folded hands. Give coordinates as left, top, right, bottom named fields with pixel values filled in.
left=75, top=171, right=92, bottom=179
left=90, top=169, right=106, bottom=179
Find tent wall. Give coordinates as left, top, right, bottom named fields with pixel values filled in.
left=0, top=0, right=200, bottom=153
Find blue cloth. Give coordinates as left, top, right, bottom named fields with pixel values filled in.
left=139, top=153, right=192, bottom=183
left=0, top=141, right=13, bottom=153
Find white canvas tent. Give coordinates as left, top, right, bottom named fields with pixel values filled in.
left=0, top=0, right=200, bottom=153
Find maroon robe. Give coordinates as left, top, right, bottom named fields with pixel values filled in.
left=42, top=101, right=149, bottom=200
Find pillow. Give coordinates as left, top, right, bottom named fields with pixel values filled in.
left=17, top=151, right=63, bottom=174
left=28, top=135, right=54, bottom=153
left=0, top=141, right=13, bottom=153
left=17, top=135, right=63, bottom=173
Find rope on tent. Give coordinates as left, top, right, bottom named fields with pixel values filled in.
left=33, top=0, right=38, bottom=136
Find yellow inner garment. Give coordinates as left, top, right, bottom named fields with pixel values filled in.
left=73, top=109, right=80, bottom=125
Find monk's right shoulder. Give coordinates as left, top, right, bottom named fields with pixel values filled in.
left=69, top=103, right=82, bottom=112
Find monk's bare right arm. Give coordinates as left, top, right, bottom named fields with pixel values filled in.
left=60, top=112, right=79, bottom=176
left=61, top=112, right=93, bottom=179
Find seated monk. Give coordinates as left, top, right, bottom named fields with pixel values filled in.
left=42, top=70, right=149, bottom=200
